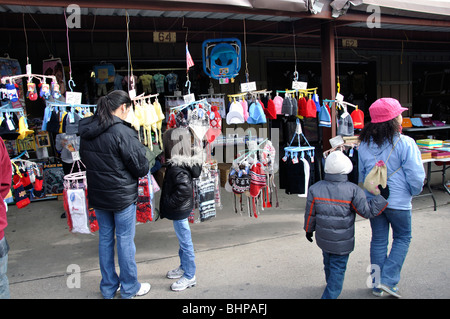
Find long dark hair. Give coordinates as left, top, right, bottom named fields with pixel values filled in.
left=94, top=90, right=131, bottom=126
left=359, top=117, right=400, bottom=147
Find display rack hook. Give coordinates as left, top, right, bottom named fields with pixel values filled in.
left=68, top=78, right=76, bottom=92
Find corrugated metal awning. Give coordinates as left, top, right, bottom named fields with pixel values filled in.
left=0, top=0, right=312, bottom=20
left=332, top=0, right=450, bottom=19
left=360, top=0, right=450, bottom=17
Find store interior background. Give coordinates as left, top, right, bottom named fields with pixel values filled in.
left=1, top=8, right=450, bottom=159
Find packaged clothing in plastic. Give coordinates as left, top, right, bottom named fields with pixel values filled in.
left=66, top=189, right=90, bottom=234
left=137, top=174, right=153, bottom=223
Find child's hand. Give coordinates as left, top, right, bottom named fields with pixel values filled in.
left=378, top=184, right=390, bottom=200
left=306, top=232, right=313, bottom=243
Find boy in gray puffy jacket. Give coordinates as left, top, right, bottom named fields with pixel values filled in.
left=304, top=151, right=389, bottom=299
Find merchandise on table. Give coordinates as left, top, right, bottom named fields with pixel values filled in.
left=416, top=139, right=443, bottom=148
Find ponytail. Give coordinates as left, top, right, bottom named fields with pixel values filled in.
left=94, top=90, right=132, bottom=126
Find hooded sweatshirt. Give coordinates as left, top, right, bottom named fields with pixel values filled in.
left=358, top=133, right=425, bottom=210
left=79, top=115, right=150, bottom=211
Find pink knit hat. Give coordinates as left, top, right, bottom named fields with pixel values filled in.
left=369, top=98, right=408, bottom=123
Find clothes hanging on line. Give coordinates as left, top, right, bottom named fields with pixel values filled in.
left=224, top=138, right=278, bottom=218
left=322, top=143, right=360, bottom=184
left=279, top=119, right=315, bottom=196
left=42, top=101, right=96, bottom=133
left=125, top=94, right=164, bottom=150
left=198, top=93, right=226, bottom=118
left=0, top=104, right=32, bottom=140
left=190, top=161, right=222, bottom=223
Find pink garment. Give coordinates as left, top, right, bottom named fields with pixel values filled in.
left=240, top=99, right=249, bottom=121
left=369, top=98, right=408, bottom=123
left=273, top=95, right=284, bottom=114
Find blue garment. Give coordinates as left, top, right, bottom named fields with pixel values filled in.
left=321, top=251, right=349, bottom=299
left=247, top=101, right=266, bottom=124
left=95, top=203, right=141, bottom=299
left=358, top=134, right=425, bottom=210
left=165, top=73, right=178, bottom=92
left=173, top=218, right=196, bottom=280
left=0, top=237, right=10, bottom=299
left=369, top=208, right=412, bottom=288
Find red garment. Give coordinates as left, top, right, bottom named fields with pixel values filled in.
left=297, top=97, right=307, bottom=117
left=351, top=109, right=364, bottom=129
left=0, top=138, right=12, bottom=240
left=263, top=99, right=277, bottom=120
left=304, top=98, right=317, bottom=118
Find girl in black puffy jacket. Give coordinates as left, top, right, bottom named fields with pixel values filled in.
left=160, top=127, right=203, bottom=291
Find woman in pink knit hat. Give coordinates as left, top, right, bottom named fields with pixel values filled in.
left=358, top=98, right=425, bottom=298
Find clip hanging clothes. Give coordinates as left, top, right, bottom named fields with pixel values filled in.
left=284, top=119, right=314, bottom=160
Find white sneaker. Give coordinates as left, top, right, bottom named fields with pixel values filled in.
left=134, top=282, right=151, bottom=297
left=166, top=267, right=184, bottom=279
left=170, top=276, right=196, bottom=291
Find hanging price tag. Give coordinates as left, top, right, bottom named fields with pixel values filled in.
left=65, top=92, right=82, bottom=105
left=71, top=151, right=80, bottom=161
left=335, top=92, right=344, bottom=102
left=128, top=89, right=136, bottom=100
left=292, top=81, right=307, bottom=90
left=183, top=93, right=195, bottom=104
left=240, top=81, right=256, bottom=92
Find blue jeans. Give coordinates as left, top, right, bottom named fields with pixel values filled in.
left=95, top=203, right=140, bottom=299
left=369, top=208, right=412, bottom=288
left=173, top=218, right=196, bottom=279
left=0, top=237, right=10, bottom=299
left=321, top=251, right=350, bottom=299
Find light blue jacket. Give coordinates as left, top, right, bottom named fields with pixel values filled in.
left=358, top=133, right=425, bottom=210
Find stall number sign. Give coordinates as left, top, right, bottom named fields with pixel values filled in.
left=153, top=32, right=176, bottom=43
left=342, top=39, right=358, bottom=48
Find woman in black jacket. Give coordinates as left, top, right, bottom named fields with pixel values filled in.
left=79, top=90, right=151, bottom=299
left=160, top=127, right=202, bottom=291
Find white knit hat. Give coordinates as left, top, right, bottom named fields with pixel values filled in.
left=324, top=150, right=353, bottom=175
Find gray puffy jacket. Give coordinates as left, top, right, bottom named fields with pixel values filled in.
left=304, top=173, right=388, bottom=255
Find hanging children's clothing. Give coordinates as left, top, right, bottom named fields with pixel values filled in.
left=280, top=119, right=315, bottom=196
left=319, top=101, right=332, bottom=127
left=153, top=73, right=165, bottom=93
left=343, top=146, right=359, bottom=184
left=165, top=72, right=178, bottom=92
left=139, top=73, right=154, bottom=94
left=196, top=178, right=216, bottom=222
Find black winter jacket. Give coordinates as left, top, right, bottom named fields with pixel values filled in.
left=159, top=152, right=202, bottom=220
left=79, top=115, right=149, bottom=211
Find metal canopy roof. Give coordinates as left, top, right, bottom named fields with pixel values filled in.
left=0, top=0, right=449, bottom=52
left=0, top=4, right=303, bottom=22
